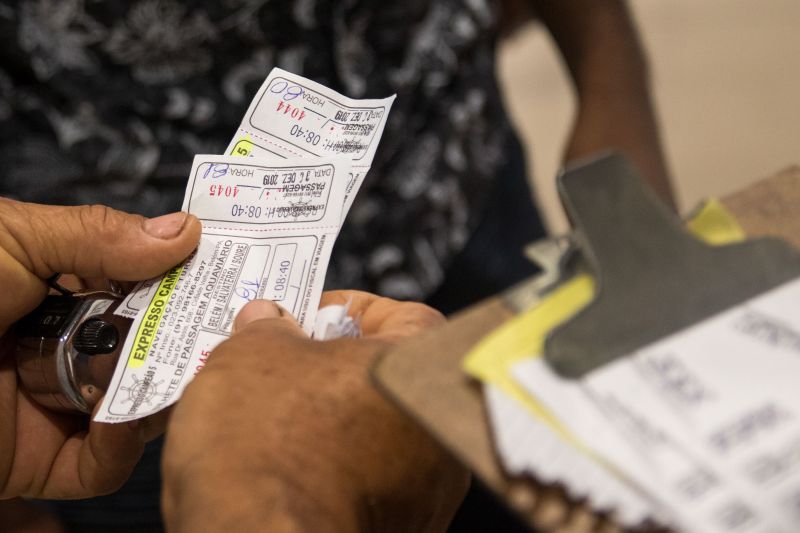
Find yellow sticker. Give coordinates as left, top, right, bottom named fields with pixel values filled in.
left=230, top=133, right=254, bottom=157
left=687, top=198, right=747, bottom=245
left=128, top=264, right=184, bottom=368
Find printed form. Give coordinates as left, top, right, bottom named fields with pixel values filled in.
left=94, top=69, right=394, bottom=423
left=583, top=276, right=800, bottom=531
left=225, top=67, right=395, bottom=219
left=513, top=276, right=800, bottom=532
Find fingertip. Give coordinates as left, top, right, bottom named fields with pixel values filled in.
left=107, top=212, right=201, bottom=281
left=365, top=300, right=446, bottom=340
left=82, top=412, right=147, bottom=495
left=142, top=212, right=201, bottom=241
left=399, top=302, right=446, bottom=335
left=233, top=300, right=284, bottom=332
left=143, top=212, right=186, bottom=239
left=408, top=302, right=446, bottom=327
left=180, top=214, right=203, bottom=244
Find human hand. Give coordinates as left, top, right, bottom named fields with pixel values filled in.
left=0, top=199, right=201, bottom=499
left=162, top=291, right=469, bottom=533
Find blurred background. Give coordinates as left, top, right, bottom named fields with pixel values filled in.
left=500, top=0, right=800, bottom=233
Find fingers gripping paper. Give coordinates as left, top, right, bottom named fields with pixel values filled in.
left=94, top=69, right=394, bottom=423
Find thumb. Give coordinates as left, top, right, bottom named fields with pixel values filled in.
left=0, top=200, right=202, bottom=280
left=233, top=300, right=304, bottom=336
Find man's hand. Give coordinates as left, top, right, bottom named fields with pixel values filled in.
left=0, top=199, right=201, bottom=499
left=162, top=292, right=469, bottom=533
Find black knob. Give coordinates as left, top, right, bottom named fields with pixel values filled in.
left=73, top=319, right=119, bottom=355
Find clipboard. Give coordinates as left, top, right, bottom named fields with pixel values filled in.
left=371, top=156, right=800, bottom=531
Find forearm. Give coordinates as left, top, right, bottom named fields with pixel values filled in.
left=530, top=0, right=675, bottom=206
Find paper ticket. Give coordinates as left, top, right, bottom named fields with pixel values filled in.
left=224, top=67, right=395, bottom=218
left=94, top=156, right=351, bottom=423
left=92, top=68, right=394, bottom=424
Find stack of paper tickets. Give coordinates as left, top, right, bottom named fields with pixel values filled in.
left=94, top=69, right=394, bottom=424
left=465, top=205, right=800, bottom=532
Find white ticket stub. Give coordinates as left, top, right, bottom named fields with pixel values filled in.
left=119, top=155, right=349, bottom=326
left=224, top=67, right=395, bottom=217
left=514, top=277, right=800, bottom=532
left=94, top=155, right=350, bottom=423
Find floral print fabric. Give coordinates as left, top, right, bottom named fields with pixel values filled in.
left=0, top=0, right=515, bottom=299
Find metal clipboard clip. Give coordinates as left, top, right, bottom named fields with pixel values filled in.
left=542, top=153, right=800, bottom=378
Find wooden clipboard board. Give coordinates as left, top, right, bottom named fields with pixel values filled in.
left=372, top=164, right=800, bottom=532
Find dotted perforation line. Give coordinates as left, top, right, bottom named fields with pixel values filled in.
left=236, top=129, right=377, bottom=170
left=203, top=225, right=340, bottom=233
left=237, top=128, right=303, bottom=157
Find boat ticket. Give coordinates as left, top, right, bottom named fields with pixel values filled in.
left=94, top=68, right=395, bottom=423
left=225, top=67, right=395, bottom=218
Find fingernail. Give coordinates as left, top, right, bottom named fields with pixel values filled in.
left=233, top=300, right=283, bottom=332
left=143, top=212, right=188, bottom=239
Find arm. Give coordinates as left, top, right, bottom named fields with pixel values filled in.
left=528, top=0, right=676, bottom=207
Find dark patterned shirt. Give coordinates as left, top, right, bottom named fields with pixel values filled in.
left=0, top=0, right=517, bottom=299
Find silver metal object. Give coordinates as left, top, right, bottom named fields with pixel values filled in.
left=16, top=291, right=132, bottom=414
